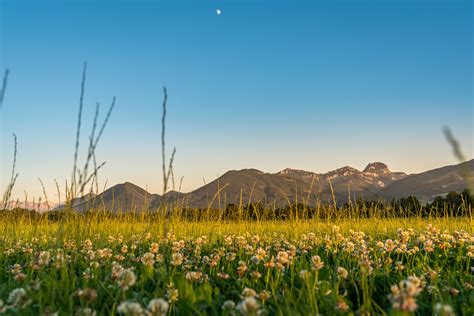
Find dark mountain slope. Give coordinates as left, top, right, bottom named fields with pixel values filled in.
left=62, top=182, right=159, bottom=213
left=378, top=159, right=473, bottom=201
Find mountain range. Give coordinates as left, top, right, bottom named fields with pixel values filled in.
left=44, top=159, right=472, bottom=212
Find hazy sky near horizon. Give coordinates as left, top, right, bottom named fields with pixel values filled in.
left=1, top=0, right=473, bottom=201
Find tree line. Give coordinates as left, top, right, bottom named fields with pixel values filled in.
left=0, top=190, right=472, bottom=221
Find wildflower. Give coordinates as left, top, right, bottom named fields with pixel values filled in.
left=170, top=253, right=183, bottom=266
left=76, top=288, right=98, bottom=303
left=210, top=254, right=221, bottom=267
left=241, top=287, right=257, bottom=298
left=202, top=256, right=210, bottom=264
left=337, top=267, right=348, bottom=280
left=141, top=252, right=155, bottom=267
left=258, top=290, right=271, bottom=301
left=245, top=245, right=254, bottom=256
left=255, top=247, right=266, bottom=261
left=395, top=261, right=404, bottom=271
left=147, top=298, right=169, bottom=316
left=149, top=243, right=159, bottom=254
left=38, top=251, right=50, bottom=266
left=264, top=257, right=275, bottom=269
left=117, top=269, right=136, bottom=290
left=249, top=269, right=261, bottom=280
left=424, top=239, right=434, bottom=252
left=26, top=280, right=41, bottom=292
left=83, top=268, right=93, bottom=280
left=217, top=272, right=230, bottom=279
left=97, top=248, right=113, bottom=259
left=236, top=297, right=260, bottom=316
left=11, top=263, right=26, bottom=281
left=449, top=288, right=459, bottom=296
left=82, top=239, right=93, bottom=250
left=166, top=288, right=179, bottom=303
left=87, top=250, right=95, bottom=260
left=196, top=236, right=206, bottom=245
left=276, top=251, right=289, bottom=265
left=111, top=263, right=124, bottom=279
left=75, top=307, right=97, bottom=316
left=467, top=245, right=474, bottom=258
left=11, top=263, right=22, bottom=275
left=299, top=269, right=310, bottom=280
left=385, top=239, right=396, bottom=252
left=185, top=271, right=202, bottom=282
left=226, top=252, right=236, bottom=262
left=335, top=298, right=349, bottom=311
left=237, top=261, right=248, bottom=276
left=434, top=303, right=455, bottom=316
left=224, top=236, right=233, bottom=246
left=311, top=255, right=324, bottom=270
left=8, top=288, right=31, bottom=309
left=121, top=245, right=128, bottom=254
left=222, top=300, right=236, bottom=310
left=117, top=301, right=144, bottom=316
left=344, top=242, right=355, bottom=253
left=389, top=275, right=423, bottom=312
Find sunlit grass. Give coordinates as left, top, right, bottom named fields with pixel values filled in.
left=0, top=215, right=472, bottom=315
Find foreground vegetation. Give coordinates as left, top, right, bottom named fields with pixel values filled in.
left=1, top=64, right=473, bottom=315
left=0, top=215, right=472, bottom=315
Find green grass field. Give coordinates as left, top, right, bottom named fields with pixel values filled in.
left=1, top=65, right=473, bottom=315
left=0, top=215, right=472, bottom=315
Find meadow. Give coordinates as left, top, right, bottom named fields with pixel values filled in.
left=0, top=213, right=472, bottom=315
left=1, top=65, right=473, bottom=315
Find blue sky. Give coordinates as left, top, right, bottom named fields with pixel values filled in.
left=1, top=0, right=472, bottom=201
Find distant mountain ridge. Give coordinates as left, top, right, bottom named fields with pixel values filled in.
left=378, top=160, right=474, bottom=201
left=8, top=160, right=471, bottom=212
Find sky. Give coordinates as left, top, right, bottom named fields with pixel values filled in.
left=0, top=0, right=472, bottom=202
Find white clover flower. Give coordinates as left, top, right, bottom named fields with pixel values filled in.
left=141, top=252, right=155, bottom=267
left=75, top=307, right=97, bottom=316
left=170, top=253, right=183, bottom=266
left=434, top=303, right=455, bottom=316
left=337, top=267, right=348, bottom=280
left=117, top=269, right=136, bottom=290
left=185, top=271, right=202, bottom=283
left=38, top=251, right=51, bottom=266
left=236, top=297, right=260, bottom=316
left=8, top=287, right=31, bottom=309
left=149, top=243, right=159, bottom=253
left=241, top=287, right=257, bottom=298
left=222, top=300, right=236, bottom=310
left=258, top=290, right=271, bottom=301
left=299, top=269, right=310, bottom=280
left=237, top=261, right=248, bottom=276
left=147, top=298, right=169, bottom=316
left=276, top=251, right=289, bottom=265
left=311, top=255, right=324, bottom=270
left=117, top=301, right=144, bottom=316
left=389, top=275, right=423, bottom=312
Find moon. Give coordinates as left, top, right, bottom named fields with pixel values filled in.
left=216, top=9, right=221, bottom=15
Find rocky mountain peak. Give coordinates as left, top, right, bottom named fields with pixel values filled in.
left=326, top=166, right=360, bottom=178
left=363, top=162, right=390, bottom=175
left=278, top=168, right=296, bottom=174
